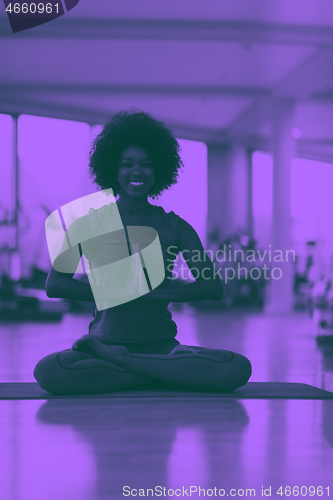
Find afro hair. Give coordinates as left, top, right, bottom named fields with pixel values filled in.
left=88, top=109, right=184, bottom=199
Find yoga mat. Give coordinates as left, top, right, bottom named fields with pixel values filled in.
left=1, top=382, right=333, bottom=400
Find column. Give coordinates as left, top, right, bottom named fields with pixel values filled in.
left=266, top=99, right=295, bottom=313
left=207, top=143, right=250, bottom=243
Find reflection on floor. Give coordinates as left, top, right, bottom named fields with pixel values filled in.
left=1, top=306, right=333, bottom=499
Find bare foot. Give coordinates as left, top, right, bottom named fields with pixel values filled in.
left=168, top=345, right=199, bottom=355
left=71, top=335, right=128, bottom=367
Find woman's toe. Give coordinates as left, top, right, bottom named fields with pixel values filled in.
left=71, top=334, right=95, bottom=351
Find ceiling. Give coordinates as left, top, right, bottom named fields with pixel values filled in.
left=0, top=0, right=333, bottom=160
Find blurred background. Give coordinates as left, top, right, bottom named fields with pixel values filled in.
left=1, top=0, right=333, bottom=389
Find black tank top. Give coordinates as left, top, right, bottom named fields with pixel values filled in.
left=82, top=203, right=181, bottom=343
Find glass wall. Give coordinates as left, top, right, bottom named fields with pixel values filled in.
left=0, top=114, right=15, bottom=277
left=1, top=114, right=207, bottom=280
left=252, top=150, right=273, bottom=250
left=252, top=150, right=333, bottom=282
left=291, top=158, right=333, bottom=281
left=17, top=115, right=92, bottom=277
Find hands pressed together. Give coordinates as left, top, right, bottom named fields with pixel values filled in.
left=90, top=242, right=164, bottom=305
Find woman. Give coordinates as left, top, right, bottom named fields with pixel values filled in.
left=34, top=110, right=252, bottom=395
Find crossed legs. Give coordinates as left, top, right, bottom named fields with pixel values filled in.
left=34, top=335, right=252, bottom=396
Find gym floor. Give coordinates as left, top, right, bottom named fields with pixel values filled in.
left=1, top=305, right=333, bottom=499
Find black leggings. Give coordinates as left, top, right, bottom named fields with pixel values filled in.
left=33, top=338, right=252, bottom=396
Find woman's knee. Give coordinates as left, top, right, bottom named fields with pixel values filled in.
left=201, top=349, right=252, bottom=392
left=229, top=352, right=252, bottom=389
left=33, top=351, right=68, bottom=394
left=184, top=346, right=252, bottom=391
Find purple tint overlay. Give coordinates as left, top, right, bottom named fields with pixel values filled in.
left=291, top=157, right=333, bottom=271
left=151, top=138, right=207, bottom=280
left=0, top=114, right=13, bottom=220
left=91, top=128, right=208, bottom=253
left=64, top=0, right=80, bottom=12
left=45, top=190, right=165, bottom=309
left=0, top=400, right=96, bottom=499
left=57, top=205, right=88, bottom=272
left=15, top=114, right=207, bottom=280
left=291, top=158, right=333, bottom=221
left=90, top=125, right=103, bottom=146
left=168, top=427, right=208, bottom=489
left=252, top=151, right=273, bottom=219
left=17, top=115, right=92, bottom=277
left=57, top=208, right=68, bottom=234
left=174, top=312, right=200, bottom=347
left=252, top=151, right=273, bottom=248
left=252, top=150, right=333, bottom=275
left=0, top=114, right=16, bottom=272
left=3, top=0, right=65, bottom=34
left=253, top=151, right=333, bottom=230
left=151, top=138, right=207, bottom=247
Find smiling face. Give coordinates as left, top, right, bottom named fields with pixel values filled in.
left=117, top=146, right=155, bottom=198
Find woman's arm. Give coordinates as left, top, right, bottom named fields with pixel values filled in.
left=45, top=215, right=95, bottom=303
left=46, top=268, right=95, bottom=302
left=143, top=217, right=224, bottom=303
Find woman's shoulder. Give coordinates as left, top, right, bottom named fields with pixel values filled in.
left=153, top=204, right=181, bottom=222
left=153, top=205, right=182, bottom=243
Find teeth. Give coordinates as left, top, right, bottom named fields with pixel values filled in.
left=129, top=181, right=144, bottom=185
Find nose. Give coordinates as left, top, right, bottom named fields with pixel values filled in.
left=129, top=170, right=146, bottom=180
